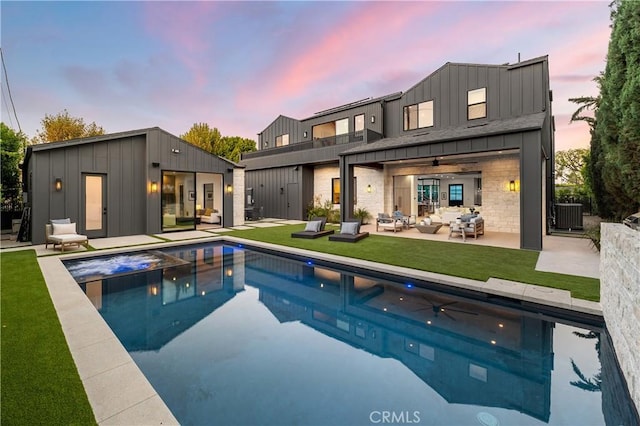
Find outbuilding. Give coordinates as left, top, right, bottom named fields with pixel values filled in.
left=23, top=127, right=244, bottom=244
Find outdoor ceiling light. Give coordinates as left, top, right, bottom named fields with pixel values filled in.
left=55, top=178, right=62, bottom=192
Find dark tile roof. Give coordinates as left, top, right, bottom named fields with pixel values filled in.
left=341, top=112, right=547, bottom=155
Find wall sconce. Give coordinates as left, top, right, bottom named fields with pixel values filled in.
left=371, top=115, right=376, bottom=123
left=55, top=178, right=62, bottom=192
left=152, top=162, right=160, bottom=168
left=366, top=184, right=372, bottom=193
left=303, top=131, right=308, bottom=138
left=226, top=184, right=233, bottom=194
left=226, top=268, right=233, bottom=277
left=150, top=181, right=158, bottom=193
left=171, top=148, right=180, bottom=154
left=280, top=187, right=284, bottom=194
left=509, top=180, right=516, bottom=192
left=263, top=141, right=269, bottom=148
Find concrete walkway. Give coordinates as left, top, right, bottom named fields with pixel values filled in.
left=2, top=220, right=601, bottom=425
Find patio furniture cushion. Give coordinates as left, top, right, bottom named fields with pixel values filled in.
left=304, top=220, right=322, bottom=232
left=340, top=221, right=359, bottom=235
left=50, top=218, right=71, bottom=224
left=52, top=222, right=77, bottom=235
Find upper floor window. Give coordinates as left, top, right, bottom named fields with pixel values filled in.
left=313, top=118, right=349, bottom=139
left=275, top=134, right=289, bottom=147
left=354, top=114, right=364, bottom=132
left=468, top=88, right=487, bottom=120
left=403, top=100, right=433, bottom=131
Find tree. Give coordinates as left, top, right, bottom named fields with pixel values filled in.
left=219, top=136, right=256, bottom=163
left=180, top=123, right=256, bottom=162
left=555, top=149, right=589, bottom=186
left=1, top=123, right=27, bottom=209
left=592, top=0, right=640, bottom=218
left=180, top=123, right=222, bottom=153
left=32, top=109, right=105, bottom=144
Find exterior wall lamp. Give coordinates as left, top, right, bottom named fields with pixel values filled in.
left=371, top=115, right=376, bottom=123
left=367, top=184, right=372, bottom=193
left=226, top=184, right=233, bottom=194
left=150, top=181, right=158, bottom=193
left=55, top=178, right=62, bottom=192
left=509, top=180, right=516, bottom=192
left=303, top=131, right=308, bottom=138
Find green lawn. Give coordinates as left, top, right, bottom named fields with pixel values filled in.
left=1, top=250, right=96, bottom=425
left=0, top=226, right=599, bottom=424
left=226, top=224, right=600, bottom=301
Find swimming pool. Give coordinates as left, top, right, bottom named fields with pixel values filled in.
left=68, top=242, right=638, bottom=425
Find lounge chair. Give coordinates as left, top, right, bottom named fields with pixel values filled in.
left=291, top=217, right=335, bottom=239
left=328, top=219, right=369, bottom=243
left=45, top=220, right=89, bottom=252
left=376, top=213, right=403, bottom=233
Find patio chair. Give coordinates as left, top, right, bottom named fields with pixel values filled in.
left=376, top=213, right=403, bottom=233
left=329, top=219, right=369, bottom=243
left=291, top=217, right=335, bottom=239
left=45, top=220, right=89, bottom=252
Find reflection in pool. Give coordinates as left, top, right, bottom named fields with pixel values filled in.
left=72, top=243, right=638, bottom=426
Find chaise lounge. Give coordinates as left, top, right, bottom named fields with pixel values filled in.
left=291, top=217, right=334, bottom=239
left=328, top=219, right=369, bottom=243
left=45, top=220, right=89, bottom=252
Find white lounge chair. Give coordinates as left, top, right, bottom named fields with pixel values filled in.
left=45, top=221, right=88, bottom=252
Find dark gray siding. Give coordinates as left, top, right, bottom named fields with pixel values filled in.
left=258, top=116, right=302, bottom=150
left=245, top=166, right=310, bottom=220
left=30, top=135, right=147, bottom=244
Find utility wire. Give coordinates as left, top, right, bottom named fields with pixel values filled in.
left=1, top=47, right=22, bottom=133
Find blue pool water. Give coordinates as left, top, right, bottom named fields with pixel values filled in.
left=70, top=243, right=638, bottom=426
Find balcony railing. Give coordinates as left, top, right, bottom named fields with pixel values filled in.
left=242, top=130, right=381, bottom=160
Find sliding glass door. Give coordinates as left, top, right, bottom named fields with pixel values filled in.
left=161, top=171, right=195, bottom=232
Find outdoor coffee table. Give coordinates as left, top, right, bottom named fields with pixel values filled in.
left=415, top=222, right=443, bottom=234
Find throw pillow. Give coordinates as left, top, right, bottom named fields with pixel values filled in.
left=340, top=222, right=359, bottom=235
left=53, top=222, right=76, bottom=235
left=304, top=220, right=322, bottom=232
left=50, top=218, right=71, bottom=224
left=204, top=208, right=213, bottom=216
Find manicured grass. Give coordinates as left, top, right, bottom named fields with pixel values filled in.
left=1, top=250, right=96, bottom=425
left=227, top=224, right=600, bottom=301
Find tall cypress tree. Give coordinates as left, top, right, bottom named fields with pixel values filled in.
left=594, top=0, right=640, bottom=218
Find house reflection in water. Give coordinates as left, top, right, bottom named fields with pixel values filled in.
left=79, top=245, right=245, bottom=351
left=243, top=251, right=554, bottom=422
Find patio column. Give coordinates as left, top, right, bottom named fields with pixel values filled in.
left=520, top=133, right=543, bottom=251
left=339, top=157, right=355, bottom=223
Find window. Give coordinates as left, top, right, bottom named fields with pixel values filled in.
left=335, top=118, right=349, bottom=135
left=449, top=184, right=463, bottom=207
left=331, top=177, right=357, bottom=204
left=468, top=88, right=486, bottom=120
left=354, top=114, right=364, bottom=132
left=403, top=100, right=433, bottom=130
left=275, top=134, right=289, bottom=147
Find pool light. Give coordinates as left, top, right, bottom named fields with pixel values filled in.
left=406, top=283, right=413, bottom=288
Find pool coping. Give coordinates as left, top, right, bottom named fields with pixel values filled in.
left=38, top=235, right=602, bottom=425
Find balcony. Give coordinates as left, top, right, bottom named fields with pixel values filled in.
left=242, top=129, right=381, bottom=160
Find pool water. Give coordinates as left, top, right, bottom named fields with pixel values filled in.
left=73, top=243, right=638, bottom=426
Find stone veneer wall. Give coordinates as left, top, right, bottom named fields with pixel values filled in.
left=601, top=223, right=640, bottom=413
left=233, top=168, right=245, bottom=225
left=313, top=165, right=383, bottom=221
left=385, top=155, right=520, bottom=233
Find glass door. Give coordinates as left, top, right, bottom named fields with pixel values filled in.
left=83, top=174, right=107, bottom=238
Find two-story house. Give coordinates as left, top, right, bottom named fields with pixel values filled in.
left=241, top=56, right=554, bottom=250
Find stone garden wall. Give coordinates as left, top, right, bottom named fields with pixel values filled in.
left=601, top=223, right=640, bottom=413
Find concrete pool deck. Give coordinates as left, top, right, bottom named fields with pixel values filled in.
left=4, top=222, right=602, bottom=425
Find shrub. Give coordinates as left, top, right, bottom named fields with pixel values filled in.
left=353, top=207, right=372, bottom=225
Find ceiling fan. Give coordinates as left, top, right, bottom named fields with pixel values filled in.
left=413, top=297, right=479, bottom=321
left=431, top=157, right=478, bottom=167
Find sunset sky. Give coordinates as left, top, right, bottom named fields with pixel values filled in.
left=2, top=1, right=611, bottom=151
